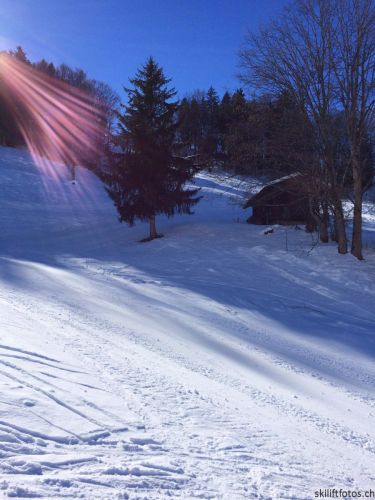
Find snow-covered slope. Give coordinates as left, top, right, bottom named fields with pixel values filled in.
left=0, top=146, right=374, bottom=499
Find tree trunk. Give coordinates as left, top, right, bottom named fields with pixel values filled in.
left=351, top=155, right=363, bottom=260
left=332, top=200, right=347, bottom=254
left=330, top=217, right=338, bottom=242
left=319, top=203, right=329, bottom=243
left=149, top=216, right=157, bottom=240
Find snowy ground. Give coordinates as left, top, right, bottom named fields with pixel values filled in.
left=0, top=146, right=374, bottom=499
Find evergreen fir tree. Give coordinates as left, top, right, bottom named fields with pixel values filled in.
left=218, top=91, right=232, bottom=151
left=201, top=86, right=220, bottom=155
left=11, top=46, right=29, bottom=64
left=177, top=97, right=196, bottom=153
left=104, top=57, right=201, bottom=241
left=230, top=89, right=247, bottom=122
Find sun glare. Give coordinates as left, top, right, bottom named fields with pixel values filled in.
left=0, top=53, right=104, bottom=176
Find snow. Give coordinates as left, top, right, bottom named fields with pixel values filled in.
left=0, top=145, right=374, bottom=498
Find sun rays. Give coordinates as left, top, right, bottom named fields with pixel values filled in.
left=0, top=53, right=104, bottom=177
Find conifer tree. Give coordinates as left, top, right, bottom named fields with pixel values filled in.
left=104, top=57, right=201, bottom=241
left=201, top=86, right=220, bottom=155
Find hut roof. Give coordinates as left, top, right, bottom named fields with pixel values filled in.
left=243, top=173, right=305, bottom=209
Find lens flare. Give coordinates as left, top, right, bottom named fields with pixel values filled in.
left=0, top=53, right=104, bottom=176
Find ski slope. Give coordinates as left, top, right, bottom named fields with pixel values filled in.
left=0, top=146, right=374, bottom=499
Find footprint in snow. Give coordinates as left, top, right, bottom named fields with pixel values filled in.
left=22, top=399, right=36, bottom=407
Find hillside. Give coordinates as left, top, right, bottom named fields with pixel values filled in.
left=0, top=146, right=374, bottom=499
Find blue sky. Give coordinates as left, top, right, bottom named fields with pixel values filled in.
left=0, top=0, right=286, bottom=98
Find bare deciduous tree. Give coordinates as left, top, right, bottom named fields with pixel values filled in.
left=240, top=0, right=375, bottom=258
left=89, top=80, right=120, bottom=152
left=333, top=0, right=375, bottom=260
left=239, top=0, right=349, bottom=254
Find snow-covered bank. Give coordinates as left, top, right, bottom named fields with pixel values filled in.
left=0, top=146, right=374, bottom=498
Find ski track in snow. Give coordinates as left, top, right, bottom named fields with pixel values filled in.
left=0, top=146, right=374, bottom=498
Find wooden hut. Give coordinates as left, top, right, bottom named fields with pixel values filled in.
left=243, top=173, right=316, bottom=230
